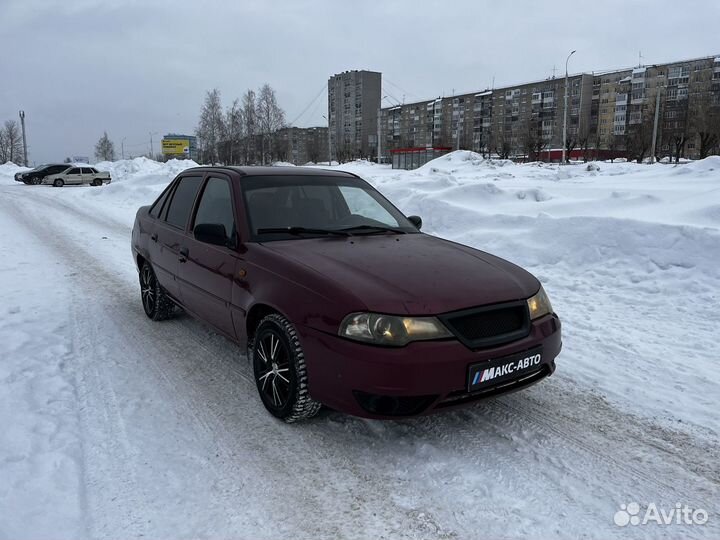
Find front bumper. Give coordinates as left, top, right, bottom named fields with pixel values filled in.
left=297, top=313, right=561, bottom=418
left=14, top=174, right=26, bottom=182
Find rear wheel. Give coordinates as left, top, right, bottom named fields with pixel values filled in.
left=251, top=313, right=321, bottom=423
left=139, top=262, right=175, bottom=321
left=53, top=179, right=64, bottom=187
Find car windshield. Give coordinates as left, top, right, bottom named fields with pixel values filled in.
left=241, top=175, right=418, bottom=240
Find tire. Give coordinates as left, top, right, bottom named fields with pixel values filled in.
left=53, top=179, right=64, bottom=187
left=139, top=262, right=175, bottom=321
left=250, top=313, right=321, bottom=423
left=31, top=176, right=42, bottom=185
left=92, top=179, right=102, bottom=186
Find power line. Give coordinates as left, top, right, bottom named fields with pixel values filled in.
left=288, top=83, right=327, bottom=126
left=384, top=77, right=415, bottom=99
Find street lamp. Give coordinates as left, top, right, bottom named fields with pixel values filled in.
left=562, top=49, right=576, bottom=164
left=149, top=131, right=158, bottom=159
left=322, top=114, right=332, bottom=165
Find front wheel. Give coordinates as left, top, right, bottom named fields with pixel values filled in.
left=251, top=313, right=321, bottom=423
left=139, top=262, right=175, bottom=321
left=53, top=179, right=64, bottom=187
left=31, top=176, right=42, bottom=185
left=92, top=178, right=103, bottom=186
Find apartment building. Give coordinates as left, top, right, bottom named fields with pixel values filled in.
left=276, top=126, right=329, bottom=165
left=327, top=70, right=382, bottom=160
left=380, top=73, right=593, bottom=161
left=378, top=54, right=720, bottom=164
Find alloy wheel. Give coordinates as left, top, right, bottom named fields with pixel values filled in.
left=140, top=264, right=156, bottom=316
left=255, top=331, right=292, bottom=410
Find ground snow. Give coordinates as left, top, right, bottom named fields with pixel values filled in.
left=0, top=152, right=718, bottom=539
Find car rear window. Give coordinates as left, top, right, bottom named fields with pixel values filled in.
left=81, top=168, right=93, bottom=174
left=164, top=176, right=203, bottom=229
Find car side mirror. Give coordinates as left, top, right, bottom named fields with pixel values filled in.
left=408, top=215, right=422, bottom=230
left=194, top=223, right=228, bottom=246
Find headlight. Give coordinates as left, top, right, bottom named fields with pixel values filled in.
left=339, top=312, right=453, bottom=346
left=527, top=286, right=553, bottom=320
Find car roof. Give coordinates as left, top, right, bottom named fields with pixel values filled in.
left=180, top=165, right=357, bottom=178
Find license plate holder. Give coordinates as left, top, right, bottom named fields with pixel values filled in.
left=467, top=347, right=543, bottom=392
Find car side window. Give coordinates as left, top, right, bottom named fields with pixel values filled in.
left=81, top=168, right=93, bottom=174
left=150, top=184, right=173, bottom=218
left=164, top=176, right=203, bottom=230
left=68, top=168, right=81, bottom=174
left=51, top=166, right=66, bottom=174
left=193, top=177, right=235, bottom=240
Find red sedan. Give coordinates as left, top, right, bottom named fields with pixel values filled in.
left=131, top=167, right=561, bottom=422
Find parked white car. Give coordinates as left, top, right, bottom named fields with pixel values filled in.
left=43, top=166, right=112, bottom=187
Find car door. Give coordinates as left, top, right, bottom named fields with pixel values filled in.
left=177, top=174, right=239, bottom=337
left=81, top=168, right=94, bottom=184
left=66, top=167, right=82, bottom=184
left=149, top=175, right=204, bottom=301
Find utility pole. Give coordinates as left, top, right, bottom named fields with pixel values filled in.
left=18, top=110, right=28, bottom=166
left=377, top=113, right=382, bottom=164
left=650, top=86, right=663, bottom=164
left=121, top=137, right=127, bottom=160
left=562, top=50, right=577, bottom=164
left=322, top=115, right=332, bottom=165
left=149, top=132, right=157, bottom=159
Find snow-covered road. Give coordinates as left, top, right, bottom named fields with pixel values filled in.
left=1, top=156, right=718, bottom=539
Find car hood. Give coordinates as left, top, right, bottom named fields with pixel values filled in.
left=261, top=233, right=540, bottom=315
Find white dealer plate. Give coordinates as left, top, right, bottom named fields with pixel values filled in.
left=467, top=347, right=543, bottom=392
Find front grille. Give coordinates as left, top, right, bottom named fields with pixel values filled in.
left=439, top=301, right=531, bottom=349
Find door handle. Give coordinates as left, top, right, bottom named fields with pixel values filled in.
left=179, top=246, right=189, bottom=263
left=151, top=233, right=158, bottom=242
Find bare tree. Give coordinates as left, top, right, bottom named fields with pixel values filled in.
left=256, top=84, right=286, bottom=164
left=522, top=118, right=545, bottom=161
left=564, top=136, right=577, bottom=163
left=196, top=88, right=224, bottom=164
left=94, top=131, right=116, bottom=161
left=689, top=93, right=720, bottom=159
left=241, top=89, right=258, bottom=164
left=219, top=98, right=244, bottom=164
left=0, top=120, right=24, bottom=164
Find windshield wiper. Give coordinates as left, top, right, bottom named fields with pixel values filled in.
left=256, top=226, right=351, bottom=237
left=338, top=225, right=407, bottom=235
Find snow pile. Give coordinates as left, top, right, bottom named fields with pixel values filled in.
left=0, top=161, right=29, bottom=179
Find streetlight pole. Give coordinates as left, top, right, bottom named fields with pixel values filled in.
left=650, top=85, right=663, bottom=164
left=18, top=110, right=28, bottom=166
left=121, top=137, right=127, bottom=160
left=562, top=49, right=576, bottom=164
left=149, top=132, right=158, bottom=159
left=322, top=115, right=332, bottom=165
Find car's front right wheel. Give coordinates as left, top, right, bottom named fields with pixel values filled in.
left=250, top=313, right=321, bottom=423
